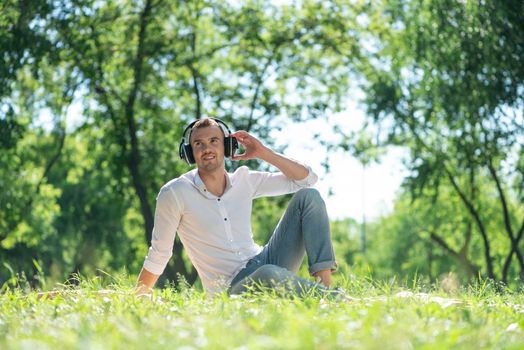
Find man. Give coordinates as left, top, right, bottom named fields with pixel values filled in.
left=136, top=118, right=339, bottom=297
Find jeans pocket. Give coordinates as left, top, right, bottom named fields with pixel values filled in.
left=246, top=258, right=259, bottom=267
left=231, top=259, right=258, bottom=288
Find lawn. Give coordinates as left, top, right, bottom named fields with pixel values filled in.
left=1, top=275, right=523, bottom=349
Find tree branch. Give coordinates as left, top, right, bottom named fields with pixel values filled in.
left=429, top=231, right=460, bottom=258
left=518, top=219, right=524, bottom=242
left=91, top=30, right=128, bottom=163
left=189, top=6, right=202, bottom=120
left=487, top=158, right=524, bottom=280
left=486, top=151, right=515, bottom=240
left=444, top=166, right=494, bottom=279
left=502, top=217, right=524, bottom=282
left=460, top=164, right=476, bottom=256
left=403, top=114, right=495, bottom=279
left=124, top=0, right=155, bottom=245
left=173, top=43, right=238, bottom=68
left=428, top=231, right=479, bottom=278
left=246, top=55, right=274, bottom=132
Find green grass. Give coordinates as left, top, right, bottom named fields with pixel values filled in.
left=1, top=274, right=523, bottom=349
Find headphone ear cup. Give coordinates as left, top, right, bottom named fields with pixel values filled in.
left=179, top=142, right=195, bottom=165
left=224, top=137, right=231, bottom=157
left=230, top=136, right=238, bottom=157
left=185, top=144, right=195, bottom=164
left=178, top=142, right=186, bottom=163
left=224, top=136, right=238, bottom=157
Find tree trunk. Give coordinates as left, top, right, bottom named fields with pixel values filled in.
left=124, top=0, right=194, bottom=284
left=445, top=169, right=495, bottom=280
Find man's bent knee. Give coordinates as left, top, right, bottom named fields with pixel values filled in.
left=294, top=188, right=324, bottom=205
left=296, top=188, right=320, bottom=197
left=251, top=264, right=286, bottom=281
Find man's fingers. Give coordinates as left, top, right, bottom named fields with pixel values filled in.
left=231, top=131, right=252, bottom=143
left=232, top=152, right=249, bottom=160
left=235, top=136, right=249, bottom=144
left=231, top=130, right=248, bottom=137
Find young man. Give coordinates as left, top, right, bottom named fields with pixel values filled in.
left=136, top=118, right=338, bottom=297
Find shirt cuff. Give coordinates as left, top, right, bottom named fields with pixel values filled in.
left=292, top=165, right=318, bottom=187
left=142, top=258, right=167, bottom=276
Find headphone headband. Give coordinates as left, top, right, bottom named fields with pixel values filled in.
left=180, top=117, right=232, bottom=144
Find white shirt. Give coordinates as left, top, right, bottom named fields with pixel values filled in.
left=142, top=165, right=318, bottom=294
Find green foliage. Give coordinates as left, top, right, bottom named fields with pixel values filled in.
left=0, top=0, right=55, bottom=97
left=1, top=0, right=361, bottom=286
left=363, top=172, right=524, bottom=286
left=2, top=0, right=523, bottom=290
left=355, top=0, right=524, bottom=282
left=251, top=195, right=291, bottom=244
left=329, top=218, right=361, bottom=276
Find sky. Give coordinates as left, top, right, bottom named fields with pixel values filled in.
left=271, top=102, right=407, bottom=222
left=263, top=0, right=406, bottom=222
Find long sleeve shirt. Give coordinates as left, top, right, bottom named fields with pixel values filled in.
left=142, top=165, right=318, bottom=294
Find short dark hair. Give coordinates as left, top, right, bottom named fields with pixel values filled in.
left=189, top=118, right=224, bottom=142
left=192, top=118, right=220, bottom=130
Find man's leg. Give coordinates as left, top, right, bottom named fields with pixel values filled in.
left=229, top=188, right=338, bottom=296
left=229, top=264, right=326, bottom=296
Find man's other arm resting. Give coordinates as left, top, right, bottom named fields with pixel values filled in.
left=136, top=186, right=180, bottom=296
left=135, top=268, right=160, bottom=296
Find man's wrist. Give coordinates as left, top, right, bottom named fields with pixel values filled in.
left=258, top=146, right=274, bottom=162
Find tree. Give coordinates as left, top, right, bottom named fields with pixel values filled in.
left=358, top=0, right=524, bottom=283
left=2, top=0, right=364, bottom=286
left=364, top=178, right=512, bottom=283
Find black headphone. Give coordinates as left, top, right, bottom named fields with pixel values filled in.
left=178, top=118, right=239, bottom=165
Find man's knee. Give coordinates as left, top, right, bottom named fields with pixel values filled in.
left=251, top=264, right=286, bottom=281
left=294, top=188, right=324, bottom=205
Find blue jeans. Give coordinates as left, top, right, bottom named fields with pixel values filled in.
left=228, top=188, right=338, bottom=297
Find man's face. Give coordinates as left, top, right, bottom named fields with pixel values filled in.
left=190, top=125, right=225, bottom=172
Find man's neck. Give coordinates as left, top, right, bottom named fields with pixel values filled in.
left=198, top=168, right=227, bottom=197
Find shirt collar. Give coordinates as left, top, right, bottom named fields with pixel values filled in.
left=193, top=170, right=207, bottom=193
left=188, top=169, right=233, bottom=197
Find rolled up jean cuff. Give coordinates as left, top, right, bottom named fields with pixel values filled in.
left=309, top=260, right=338, bottom=276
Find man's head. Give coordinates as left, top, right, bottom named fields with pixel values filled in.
left=179, top=118, right=238, bottom=167
left=189, top=118, right=226, bottom=172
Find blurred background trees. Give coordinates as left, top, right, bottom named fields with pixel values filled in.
left=1, top=0, right=522, bottom=289
left=359, top=0, right=523, bottom=285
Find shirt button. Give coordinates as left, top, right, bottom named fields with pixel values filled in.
left=218, top=198, right=221, bottom=201
left=224, top=218, right=227, bottom=221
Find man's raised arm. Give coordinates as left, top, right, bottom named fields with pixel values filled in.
left=230, top=130, right=309, bottom=181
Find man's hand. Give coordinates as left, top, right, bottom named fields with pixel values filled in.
left=135, top=284, right=153, bottom=299
left=230, top=131, right=269, bottom=161
left=135, top=268, right=159, bottom=299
